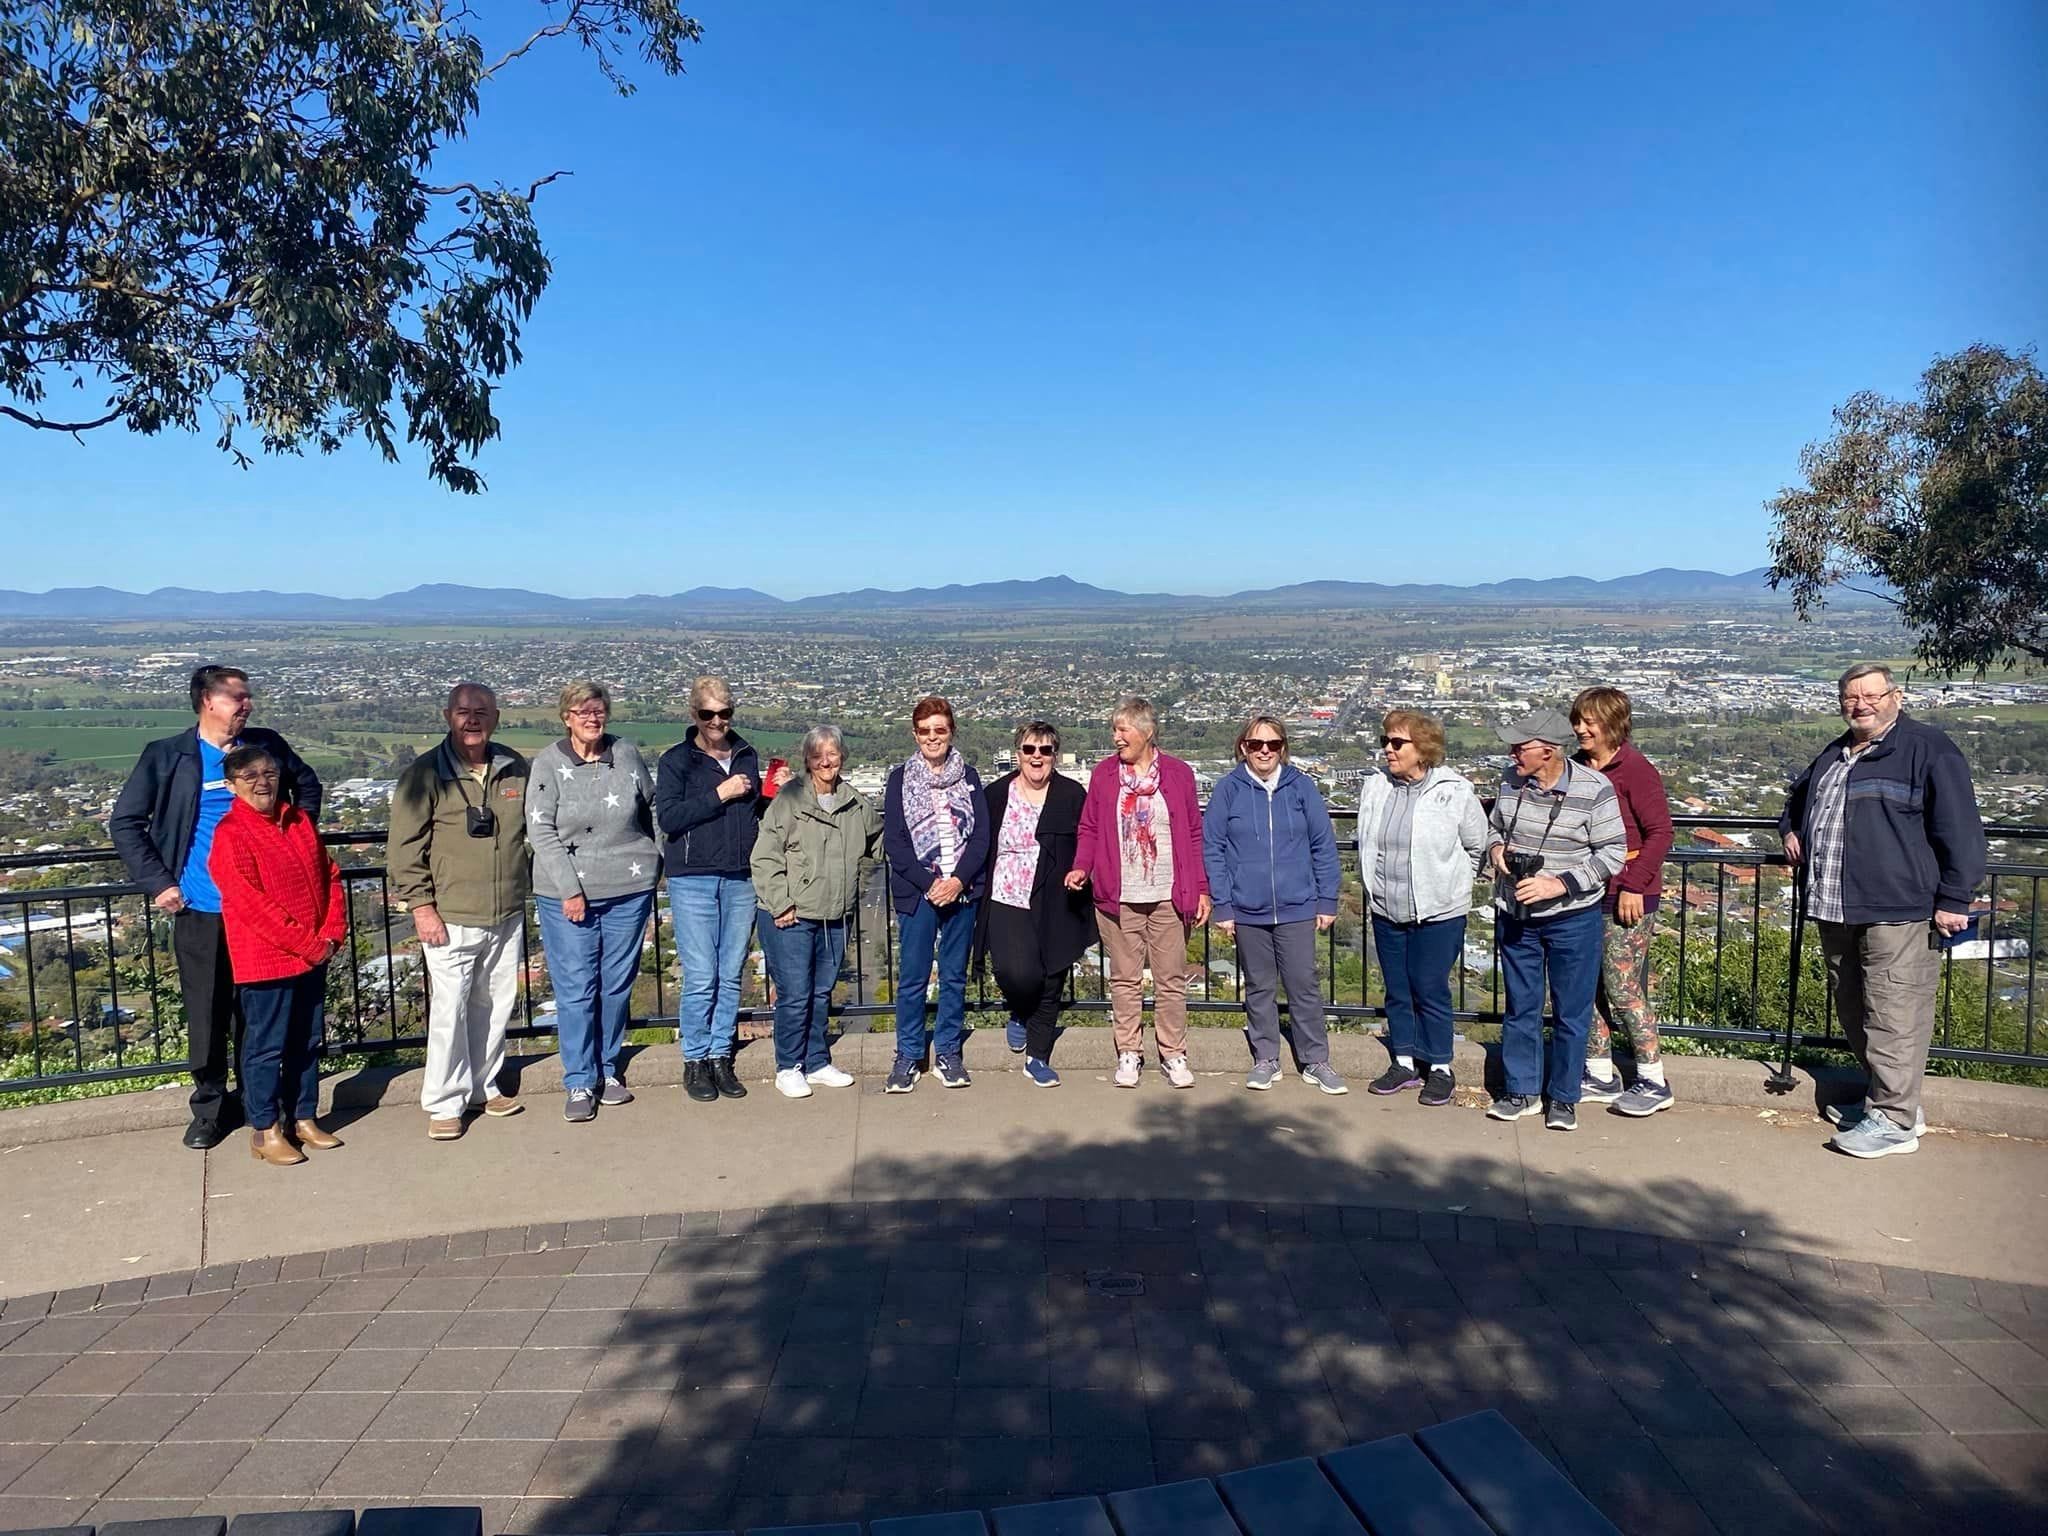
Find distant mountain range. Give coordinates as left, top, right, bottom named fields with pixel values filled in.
left=0, top=567, right=1869, bottom=621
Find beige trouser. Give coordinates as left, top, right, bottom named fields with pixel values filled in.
left=1097, top=901, right=1190, bottom=1056
left=1818, top=919, right=1941, bottom=1128
left=419, top=912, right=523, bottom=1119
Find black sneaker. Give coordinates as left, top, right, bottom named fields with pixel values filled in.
left=1419, top=1068, right=1456, bottom=1107
left=1545, top=1101, right=1578, bottom=1132
left=710, top=1057, right=747, bottom=1099
left=684, top=1060, right=719, bottom=1103
left=1487, top=1092, right=1541, bottom=1121
left=934, top=1054, right=972, bottom=1088
left=1369, top=1062, right=1423, bottom=1095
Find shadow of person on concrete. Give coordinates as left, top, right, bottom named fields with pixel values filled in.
left=480, top=1092, right=2048, bottom=1535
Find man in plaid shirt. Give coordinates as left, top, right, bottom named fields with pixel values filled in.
left=1782, top=664, right=1986, bottom=1160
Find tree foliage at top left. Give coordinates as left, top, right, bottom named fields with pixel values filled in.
left=0, top=1, right=700, bottom=489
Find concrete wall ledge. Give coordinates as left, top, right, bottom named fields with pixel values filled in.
left=4, top=1025, right=2044, bottom=1147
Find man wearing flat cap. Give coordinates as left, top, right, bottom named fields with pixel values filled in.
left=1485, top=707, right=1629, bottom=1131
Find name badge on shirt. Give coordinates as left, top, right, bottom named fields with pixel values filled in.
left=203, top=778, right=229, bottom=792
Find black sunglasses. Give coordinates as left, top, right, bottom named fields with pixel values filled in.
left=1017, top=744, right=1056, bottom=757
left=1381, top=736, right=1413, bottom=749
left=1243, top=737, right=1285, bottom=751
left=695, top=707, right=735, bottom=721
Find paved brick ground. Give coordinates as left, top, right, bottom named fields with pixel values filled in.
left=1, top=1200, right=2045, bottom=1535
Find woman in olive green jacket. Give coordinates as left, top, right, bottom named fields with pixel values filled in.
left=750, top=725, right=883, bottom=1097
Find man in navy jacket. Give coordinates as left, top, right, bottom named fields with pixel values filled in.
left=1781, top=663, right=1985, bottom=1160
left=111, top=667, right=321, bottom=1149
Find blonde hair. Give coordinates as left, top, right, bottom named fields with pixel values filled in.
left=1112, top=695, right=1157, bottom=741
left=1235, top=713, right=1290, bottom=763
left=558, top=679, right=612, bottom=721
left=689, top=674, right=734, bottom=712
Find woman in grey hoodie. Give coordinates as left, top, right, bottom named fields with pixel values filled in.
left=528, top=681, right=660, bottom=1123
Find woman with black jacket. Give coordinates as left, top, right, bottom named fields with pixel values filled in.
left=972, top=721, right=1095, bottom=1087
left=656, top=674, right=774, bottom=1103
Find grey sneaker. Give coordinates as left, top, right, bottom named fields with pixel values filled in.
left=1245, top=1059, right=1282, bottom=1091
left=1487, top=1093, right=1541, bottom=1121
left=563, top=1087, right=597, bottom=1123
left=1832, top=1110, right=1919, bottom=1159
left=1300, top=1062, right=1349, bottom=1096
left=1613, top=1079, right=1673, bottom=1117
left=1545, top=1100, right=1577, bottom=1132
left=1824, top=1101, right=1926, bottom=1137
left=884, top=1058, right=920, bottom=1094
left=600, top=1077, right=634, bottom=1106
left=1579, top=1068, right=1623, bottom=1104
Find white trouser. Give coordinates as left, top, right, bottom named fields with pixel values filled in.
left=419, top=913, right=523, bottom=1118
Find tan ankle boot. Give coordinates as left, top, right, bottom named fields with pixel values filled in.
left=292, top=1119, right=343, bottom=1150
left=251, top=1126, right=306, bottom=1166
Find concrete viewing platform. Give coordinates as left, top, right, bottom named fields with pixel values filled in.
left=2, top=1029, right=2046, bottom=1533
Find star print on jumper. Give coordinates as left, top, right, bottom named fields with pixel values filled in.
left=526, top=735, right=660, bottom=902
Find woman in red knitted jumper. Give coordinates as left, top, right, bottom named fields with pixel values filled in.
left=209, top=744, right=351, bottom=1166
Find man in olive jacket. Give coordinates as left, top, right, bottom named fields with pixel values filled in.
left=387, top=683, right=531, bottom=1140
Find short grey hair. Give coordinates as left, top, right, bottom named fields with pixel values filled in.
left=800, top=723, right=845, bottom=773
left=558, top=679, right=611, bottom=720
left=1838, top=663, right=1898, bottom=697
left=446, top=681, right=496, bottom=710
left=1112, top=695, right=1157, bottom=740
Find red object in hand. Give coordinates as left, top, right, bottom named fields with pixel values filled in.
left=762, top=758, right=789, bottom=799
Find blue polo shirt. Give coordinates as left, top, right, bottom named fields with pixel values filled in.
left=178, top=737, right=236, bottom=912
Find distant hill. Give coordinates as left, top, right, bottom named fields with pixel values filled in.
left=0, top=567, right=1868, bottom=621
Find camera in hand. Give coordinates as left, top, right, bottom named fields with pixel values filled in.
left=1504, top=849, right=1544, bottom=881
left=466, top=805, right=497, bottom=838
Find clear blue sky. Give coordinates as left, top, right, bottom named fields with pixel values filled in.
left=7, top=0, right=2044, bottom=599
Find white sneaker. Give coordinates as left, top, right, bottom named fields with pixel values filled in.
left=805, top=1063, right=854, bottom=1088
left=1114, top=1052, right=1142, bottom=1088
left=1162, top=1055, right=1195, bottom=1089
left=774, top=1068, right=813, bottom=1099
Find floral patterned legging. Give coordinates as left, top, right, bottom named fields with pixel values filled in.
left=1589, top=911, right=1661, bottom=1063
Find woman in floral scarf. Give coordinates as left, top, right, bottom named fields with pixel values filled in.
left=1067, top=695, right=1211, bottom=1088
left=881, top=696, right=991, bottom=1094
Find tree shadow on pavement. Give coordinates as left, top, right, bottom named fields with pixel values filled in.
left=505, top=1094, right=2048, bottom=1536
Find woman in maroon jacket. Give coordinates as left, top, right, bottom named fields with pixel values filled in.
left=209, top=745, right=351, bottom=1165
left=1570, top=688, right=1676, bottom=1116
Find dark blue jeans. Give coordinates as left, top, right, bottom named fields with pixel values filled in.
left=538, top=890, right=655, bottom=1091
left=756, top=912, right=850, bottom=1073
left=1496, top=903, right=1605, bottom=1102
left=1372, top=913, right=1466, bottom=1068
left=894, top=897, right=975, bottom=1064
left=238, top=966, right=327, bottom=1130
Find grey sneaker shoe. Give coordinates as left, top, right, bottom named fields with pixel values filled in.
left=1545, top=1100, right=1577, bottom=1132
left=1832, top=1110, right=1919, bottom=1159
left=1825, top=1100, right=1926, bottom=1137
left=1487, top=1093, right=1541, bottom=1121
left=1578, top=1068, right=1623, bottom=1104
left=563, top=1087, right=598, bottom=1123
left=1300, top=1062, right=1349, bottom=1095
left=1613, top=1079, right=1673, bottom=1117
left=600, top=1077, right=634, bottom=1106
left=1245, top=1059, right=1282, bottom=1091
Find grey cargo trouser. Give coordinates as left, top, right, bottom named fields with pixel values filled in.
left=1817, top=920, right=1941, bottom=1129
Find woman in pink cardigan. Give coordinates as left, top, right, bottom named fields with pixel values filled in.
left=1065, top=696, right=1211, bottom=1088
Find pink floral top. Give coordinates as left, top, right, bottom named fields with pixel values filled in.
left=991, top=791, right=1045, bottom=909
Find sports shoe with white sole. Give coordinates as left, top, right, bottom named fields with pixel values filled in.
left=774, top=1068, right=813, bottom=1099
left=1161, top=1055, right=1195, bottom=1089
left=1114, top=1052, right=1142, bottom=1088
left=806, top=1063, right=855, bottom=1088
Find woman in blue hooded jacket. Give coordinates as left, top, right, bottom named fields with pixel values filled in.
left=1202, top=714, right=1344, bottom=1094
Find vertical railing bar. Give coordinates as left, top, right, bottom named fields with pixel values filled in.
left=380, top=873, right=400, bottom=1046
left=344, top=874, right=364, bottom=1051
left=22, top=903, right=41, bottom=1079
left=1982, top=874, right=1997, bottom=1054
left=62, top=899, right=85, bottom=1073
left=143, top=898, right=165, bottom=1065
left=104, top=893, right=124, bottom=1068
left=2026, top=874, right=2040, bottom=1057
left=1711, top=863, right=1727, bottom=1028
left=1675, top=865, right=1689, bottom=1029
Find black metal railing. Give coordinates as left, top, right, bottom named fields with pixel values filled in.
left=1, top=815, right=2042, bottom=1094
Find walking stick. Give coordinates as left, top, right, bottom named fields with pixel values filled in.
left=1766, top=861, right=1806, bottom=1094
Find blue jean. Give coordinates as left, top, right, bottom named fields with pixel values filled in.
left=1373, top=913, right=1466, bottom=1068
left=1495, top=903, right=1605, bottom=1102
left=539, top=890, right=654, bottom=1091
left=894, top=897, right=976, bottom=1063
left=670, top=874, right=755, bottom=1061
left=238, top=966, right=326, bottom=1130
left=755, top=912, right=850, bottom=1072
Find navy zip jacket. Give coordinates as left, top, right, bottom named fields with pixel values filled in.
left=882, top=759, right=992, bottom=914
left=110, top=726, right=321, bottom=898
left=1202, top=761, right=1341, bottom=926
left=1779, top=713, right=1986, bottom=923
left=656, top=727, right=765, bottom=878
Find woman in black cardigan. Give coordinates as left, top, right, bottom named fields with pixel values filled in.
left=973, top=720, right=1096, bottom=1086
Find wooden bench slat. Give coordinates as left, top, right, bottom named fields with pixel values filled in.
left=1320, top=1435, right=1494, bottom=1535
left=1416, top=1410, right=1623, bottom=1536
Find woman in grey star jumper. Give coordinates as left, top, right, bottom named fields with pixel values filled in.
left=529, top=681, right=661, bottom=1123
